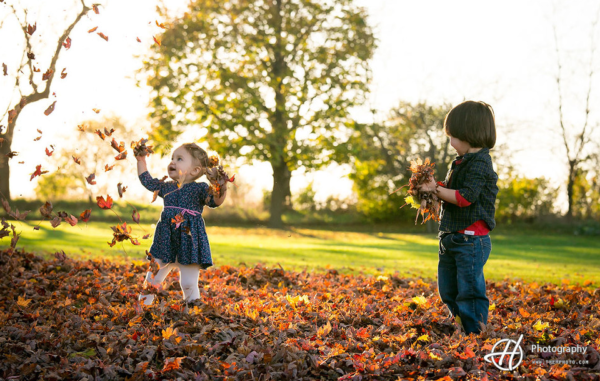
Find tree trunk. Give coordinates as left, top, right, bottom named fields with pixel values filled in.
left=269, top=161, right=291, bottom=228
left=0, top=147, right=10, bottom=202
left=566, top=160, right=576, bottom=219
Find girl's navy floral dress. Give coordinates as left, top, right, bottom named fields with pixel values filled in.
left=139, top=171, right=219, bottom=269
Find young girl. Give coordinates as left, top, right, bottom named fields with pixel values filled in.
left=419, top=100, right=498, bottom=335
left=135, top=143, right=228, bottom=305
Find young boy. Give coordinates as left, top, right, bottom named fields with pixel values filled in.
left=420, top=100, right=499, bottom=335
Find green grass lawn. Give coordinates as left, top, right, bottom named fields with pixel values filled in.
left=1, top=221, right=598, bottom=286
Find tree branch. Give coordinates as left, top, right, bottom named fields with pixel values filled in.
left=552, top=21, right=571, bottom=161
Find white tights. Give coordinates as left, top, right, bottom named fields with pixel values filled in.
left=138, top=258, right=201, bottom=305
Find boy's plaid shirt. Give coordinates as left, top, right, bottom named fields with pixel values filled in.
left=438, top=147, right=499, bottom=233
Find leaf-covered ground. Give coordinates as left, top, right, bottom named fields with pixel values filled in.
left=1, top=248, right=599, bottom=380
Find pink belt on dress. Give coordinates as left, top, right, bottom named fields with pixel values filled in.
left=163, top=206, right=201, bottom=217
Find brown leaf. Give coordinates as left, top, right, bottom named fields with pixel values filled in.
left=63, top=214, right=78, bottom=226
left=60, top=68, right=67, bottom=79
left=72, top=156, right=81, bottom=165
left=80, top=209, right=91, bottom=222
left=8, top=109, right=17, bottom=124
left=93, top=4, right=99, bottom=14
left=110, top=138, right=125, bottom=153
left=19, top=97, right=27, bottom=109
left=132, top=209, right=140, bottom=223
left=26, top=23, right=37, bottom=35
left=85, top=173, right=96, bottom=185
left=50, top=216, right=61, bottom=228
left=95, top=129, right=106, bottom=140
left=97, top=32, right=108, bottom=41
left=5, top=151, right=18, bottom=159
left=114, top=151, right=127, bottom=161
left=27, top=52, right=35, bottom=60
left=104, top=127, right=115, bottom=137
left=105, top=164, right=115, bottom=172
left=44, top=101, right=56, bottom=116
left=39, top=201, right=53, bottom=219
left=151, top=190, right=159, bottom=203
left=2, top=63, right=7, bottom=76
left=118, top=183, right=127, bottom=198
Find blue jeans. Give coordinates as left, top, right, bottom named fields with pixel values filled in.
left=438, top=232, right=491, bottom=335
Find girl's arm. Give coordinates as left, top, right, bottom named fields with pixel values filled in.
left=212, top=182, right=228, bottom=206
left=136, top=155, right=148, bottom=176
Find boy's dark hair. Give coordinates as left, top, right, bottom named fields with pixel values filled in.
left=444, top=101, right=496, bottom=149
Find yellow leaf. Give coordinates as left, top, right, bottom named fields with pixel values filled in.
left=376, top=275, right=388, bottom=281
left=533, top=320, right=549, bottom=331
left=417, top=334, right=429, bottom=342
left=17, top=296, right=32, bottom=308
left=162, top=326, right=178, bottom=340
left=412, top=296, right=427, bottom=306
left=429, top=352, right=442, bottom=361
left=488, top=303, right=496, bottom=311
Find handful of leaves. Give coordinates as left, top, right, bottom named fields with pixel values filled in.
left=391, top=158, right=441, bottom=224
left=131, top=138, right=154, bottom=157
left=205, top=154, right=235, bottom=198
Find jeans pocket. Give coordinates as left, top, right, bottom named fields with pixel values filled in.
left=449, top=233, right=474, bottom=246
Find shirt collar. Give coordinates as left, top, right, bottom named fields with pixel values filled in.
left=455, top=147, right=489, bottom=161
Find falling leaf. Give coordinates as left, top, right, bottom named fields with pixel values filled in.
left=85, top=173, right=96, bottom=185
left=77, top=124, right=86, bottom=132
left=92, top=108, right=101, bottom=114
left=5, top=151, right=18, bottom=159
left=45, top=147, right=54, bottom=156
left=80, top=209, right=91, bottom=222
left=44, top=101, right=57, bottom=116
left=136, top=37, right=141, bottom=43
left=95, top=129, right=106, bottom=140
left=60, top=68, right=67, bottom=79
left=151, top=190, right=159, bottom=203
left=155, top=20, right=167, bottom=29
left=93, top=4, right=99, bottom=14
left=17, top=296, right=32, bottom=308
left=132, top=209, right=140, bottom=223
left=153, top=36, right=161, bottom=46
left=72, top=156, right=81, bottom=164
left=50, top=216, right=61, bottom=228
left=118, top=183, right=127, bottom=198
left=2, top=63, right=7, bottom=76
left=63, top=214, right=78, bottom=226
left=27, top=52, right=35, bottom=60
left=42, top=69, right=54, bottom=81
left=142, top=233, right=150, bottom=239
left=104, top=127, right=115, bottom=136
left=114, top=151, right=128, bottom=161
left=97, top=32, right=108, bottom=41
left=111, top=138, right=125, bottom=153
left=39, top=201, right=53, bottom=219
left=96, top=195, right=113, bottom=209
left=34, top=136, right=42, bottom=141
left=62, top=37, right=71, bottom=50
left=104, top=164, right=114, bottom=172
left=171, top=213, right=184, bottom=229
left=30, top=164, right=49, bottom=181
left=88, top=26, right=98, bottom=33
left=33, top=66, right=40, bottom=72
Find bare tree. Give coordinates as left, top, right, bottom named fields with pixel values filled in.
left=552, top=6, right=600, bottom=219
left=0, top=0, right=91, bottom=202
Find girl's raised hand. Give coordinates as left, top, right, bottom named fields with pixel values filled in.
left=135, top=154, right=147, bottom=162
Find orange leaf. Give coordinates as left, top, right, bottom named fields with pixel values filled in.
left=88, top=26, right=98, bottom=33
left=96, top=195, right=113, bottom=209
left=153, top=36, right=161, bottom=46
left=97, top=32, right=108, bottom=41
left=162, top=357, right=183, bottom=372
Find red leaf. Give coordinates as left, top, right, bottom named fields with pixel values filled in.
left=85, top=173, right=96, bottom=185
left=62, top=37, right=71, bottom=50
left=132, top=209, right=140, bottom=223
left=80, top=209, right=91, bottom=222
left=30, top=164, right=49, bottom=181
left=64, top=214, right=78, bottom=226
left=45, top=147, right=54, bottom=156
left=44, top=101, right=56, bottom=116
left=136, top=37, right=141, bottom=43
left=96, top=195, right=113, bottom=209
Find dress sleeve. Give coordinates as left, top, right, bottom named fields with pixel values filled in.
left=199, top=182, right=219, bottom=208
left=139, top=171, right=165, bottom=198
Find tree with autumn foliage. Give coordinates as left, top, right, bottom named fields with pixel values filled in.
left=0, top=0, right=93, bottom=202
left=142, top=0, right=376, bottom=228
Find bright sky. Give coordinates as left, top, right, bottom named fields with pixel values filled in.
left=1, top=0, right=599, bottom=209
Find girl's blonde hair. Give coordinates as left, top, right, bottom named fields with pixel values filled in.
left=180, top=143, right=215, bottom=181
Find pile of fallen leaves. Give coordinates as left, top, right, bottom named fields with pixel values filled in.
left=0, top=249, right=599, bottom=381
